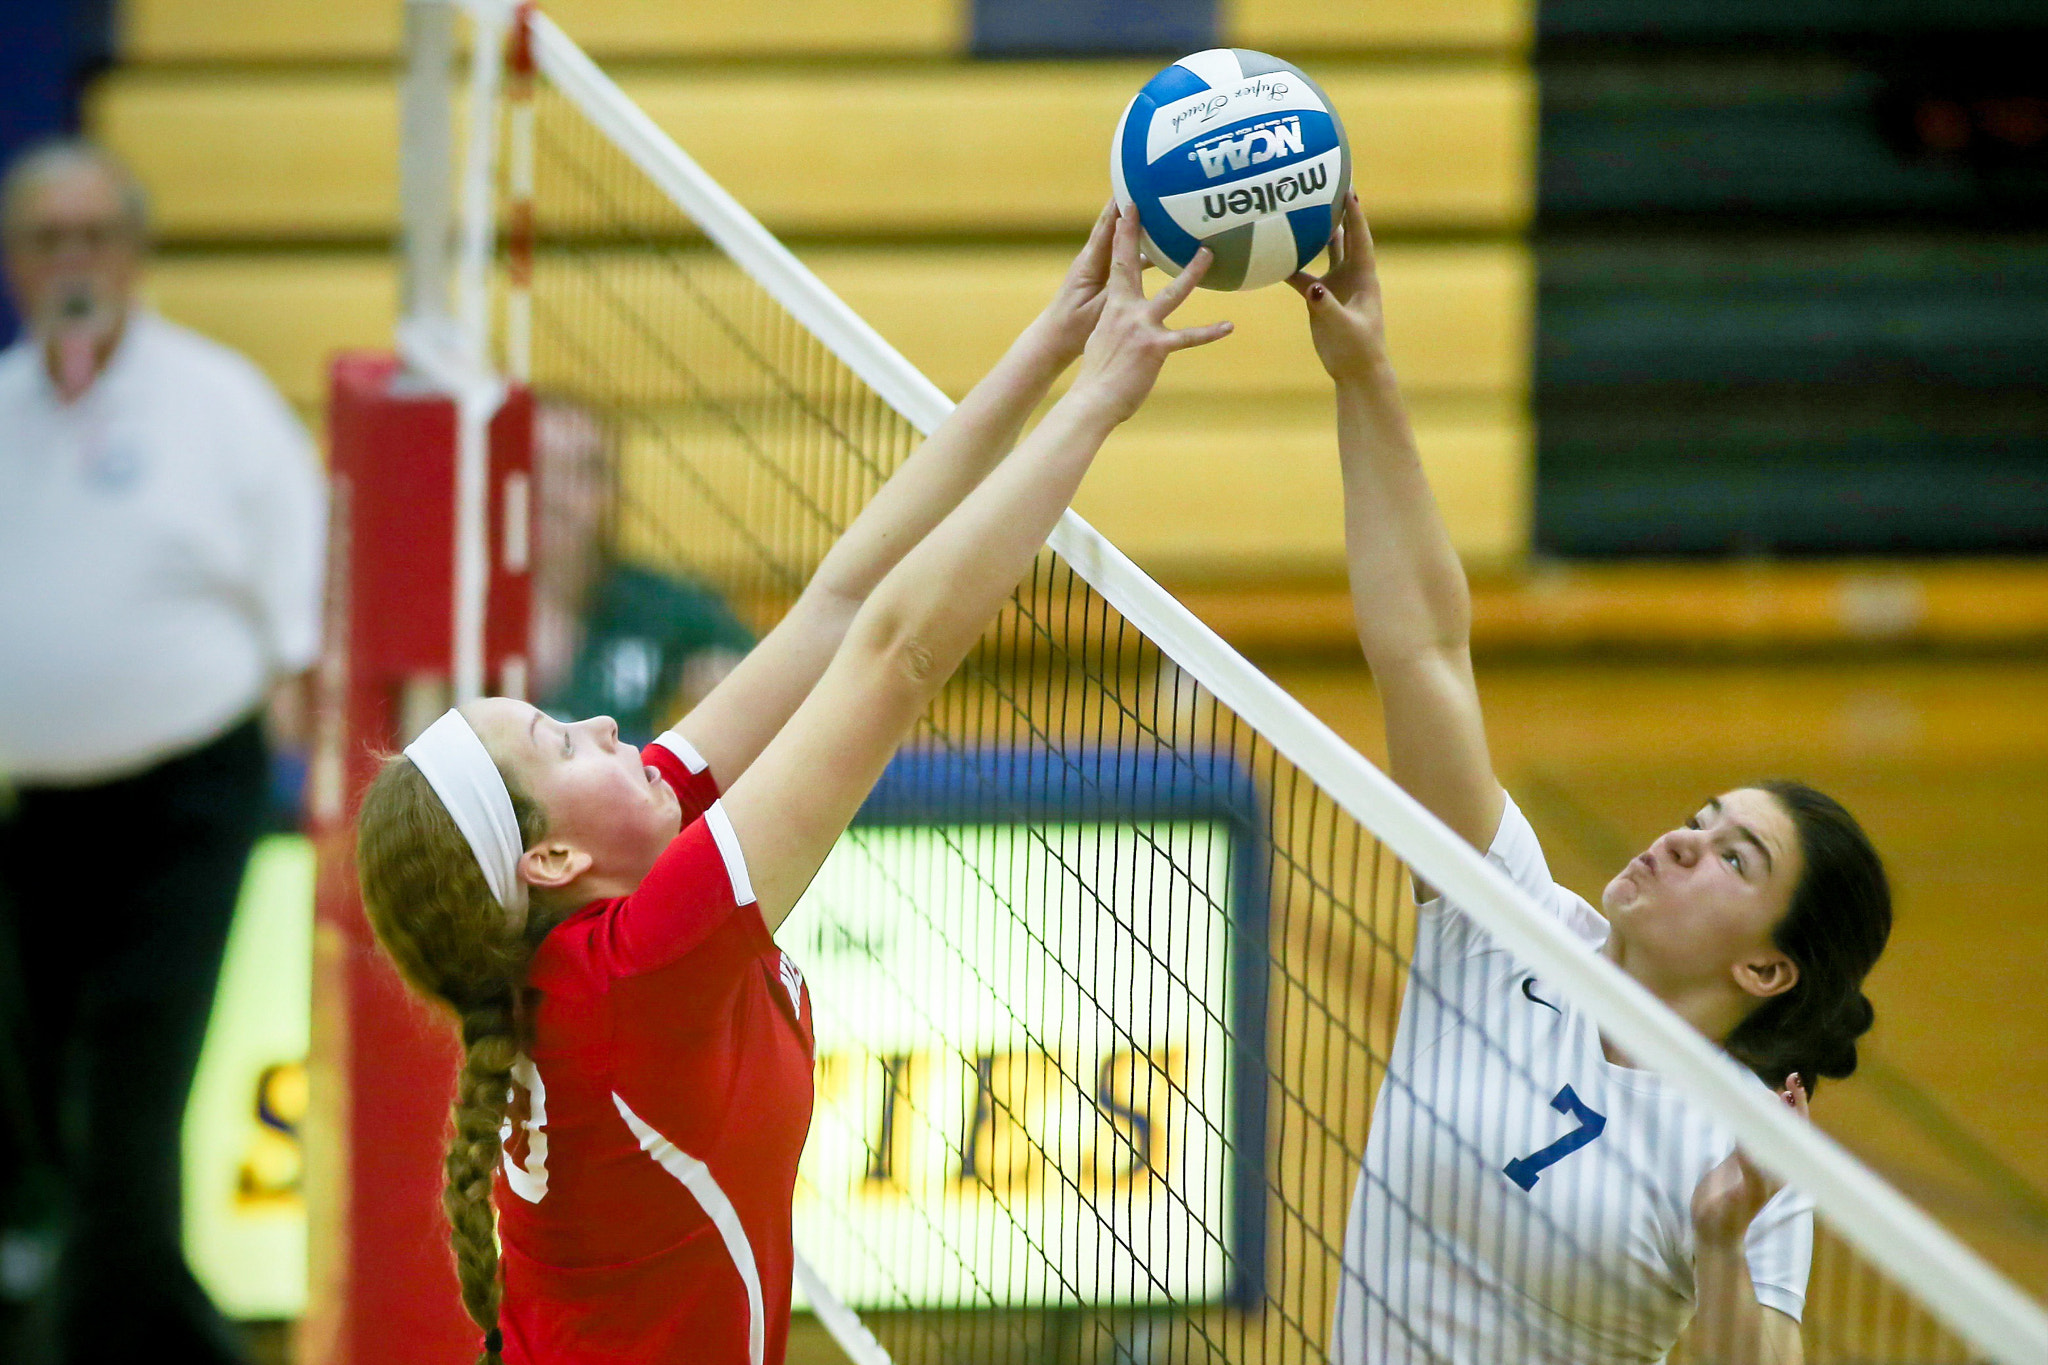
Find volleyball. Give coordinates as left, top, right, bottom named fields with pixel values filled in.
left=1110, top=48, right=1351, bottom=292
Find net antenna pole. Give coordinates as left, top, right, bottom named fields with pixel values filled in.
left=505, top=3, right=536, bottom=386
left=453, top=0, right=508, bottom=704
left=454, top=0, right=505, bottom=375
left=400, top=0, right=511, bottom=705
left=487, top=0, right=536, bottom=706
left=398, top=0, right=456, bottom=352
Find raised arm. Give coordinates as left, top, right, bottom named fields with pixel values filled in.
left=1288, top=194, right=1503, bottom=854
left=724, top=208, right=1232, bottom=930
left=673, top=203, right=1125, bottom=788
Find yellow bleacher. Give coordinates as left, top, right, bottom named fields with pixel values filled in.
left=124, top=0, right=1527, bottom=62
left=93, top=63, right=1530, bottom=239
left=122, top=0, right=958, bottom=62
left=144, top=242, right=1529, bottom=568
left=103, top=0, right=1535, bottom=579
left=145, top=244, right=1528, bottom=411
left=1084, top=393, right=1528, bottom=574
left=142, top=254, right=391, bottom=410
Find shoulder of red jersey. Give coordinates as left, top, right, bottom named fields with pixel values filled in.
left=644, top=729, right=720, bottom=823
left=529, top=797, right=768, bottom=998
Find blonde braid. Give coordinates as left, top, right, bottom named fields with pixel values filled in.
left=356, top=752, right=552, bottom=1365
left=447, top=1001, right=519, bottom=1363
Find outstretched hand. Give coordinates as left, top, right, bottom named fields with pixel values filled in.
left=1286, top=192, right=1388, bottom=386
left=1068, top=203, right=1233, bottom=426
left=1692, top=1074, right=1808, bottom=1247
left=1035, top=200, right=1125, bottom=363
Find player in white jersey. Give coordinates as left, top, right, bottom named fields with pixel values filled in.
left=1289, top=196, right=1893, bottom=1364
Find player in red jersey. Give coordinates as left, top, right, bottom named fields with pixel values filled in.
left=352, top=204, right=1231, bottom=1365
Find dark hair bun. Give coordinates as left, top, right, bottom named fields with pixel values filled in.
left=1843, top=990, right=1875, bottom=1036
left=1808, top=992, right=1876, bottom=1081
left=1726, top=783, right=1890, bottom=1097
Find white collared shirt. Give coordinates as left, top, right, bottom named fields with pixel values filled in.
left=0, top=309, right=326, bottom=782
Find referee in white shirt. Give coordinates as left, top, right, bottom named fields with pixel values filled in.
left=0, top=139, right=325, bottom=1364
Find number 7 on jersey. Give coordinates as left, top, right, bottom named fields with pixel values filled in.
left=1503, top=1084, right=1607, bottom=1191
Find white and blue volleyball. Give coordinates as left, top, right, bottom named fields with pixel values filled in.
left=1111, top=48, right=1350, bottom=292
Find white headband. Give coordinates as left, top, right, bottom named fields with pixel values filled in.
left=403, top=709, right=529, bottom=914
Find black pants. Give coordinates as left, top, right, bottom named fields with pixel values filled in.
left=0, top=716, right=267, bottom=1365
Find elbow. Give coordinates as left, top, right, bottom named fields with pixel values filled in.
left=1423, top=558, right=1475, bottom=641
left=884, top=633, right=942, bottom=686
left=1417, top=582, right=1474, bottom=660
left=842, top=603, right=945, bottom=699
left=903, top=638, right=941, bottom=682
left=1431, top=596, right=1474, bottom=656
left=1356, top=615, right=1472, bottom=677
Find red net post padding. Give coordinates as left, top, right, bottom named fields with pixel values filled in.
left=304, top=353, right=532, bottom=1365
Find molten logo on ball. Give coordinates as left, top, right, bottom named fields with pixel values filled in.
left=1201, top=163, right=1331, bottom=222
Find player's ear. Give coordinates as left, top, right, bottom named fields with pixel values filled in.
left=520, top=840, right=592, bottom=892
left=1733, top=951, right=1798, bottom=1002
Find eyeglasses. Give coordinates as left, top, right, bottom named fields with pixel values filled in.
left=4, top=221, right=139, bottom=256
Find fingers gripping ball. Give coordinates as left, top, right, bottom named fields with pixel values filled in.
left=1111, top=49, right=1351, bottom=292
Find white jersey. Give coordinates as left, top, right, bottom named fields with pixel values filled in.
left=1332, top=794, right=1812, bottom=1365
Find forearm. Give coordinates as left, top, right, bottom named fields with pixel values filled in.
left=1691, top=1240, right=1788, bottom=1365
left=733, top=390, right=1115, bottom=911
left=803, top=314, right=1071, bottom=609
left=853, top=389, right=1116, bottom=679
left=679, top=317, right=1072, bottom=780
left=1297, top=199, right=1498, bottom=850
left=1335, top=359, right=1471, bottom=670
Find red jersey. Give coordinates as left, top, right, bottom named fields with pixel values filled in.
left=496, top=731, right=816, bottom=1365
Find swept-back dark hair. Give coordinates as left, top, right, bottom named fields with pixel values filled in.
left=1723, top=781, right=1891, bottom=1095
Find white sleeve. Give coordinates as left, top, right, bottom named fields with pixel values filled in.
left=233, top=368, right=328, bottom=677
left=1424, top=791, right=1609, bottom=950
left=1742, top=1186, right=1815, bottom=1321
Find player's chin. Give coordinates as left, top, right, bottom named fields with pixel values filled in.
left=1601, top=872, right=1644, bottom=917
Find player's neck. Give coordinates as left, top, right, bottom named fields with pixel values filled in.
left=1601, top=935, right=1751, bottom=1064
left=556, top=861, right=645, bottom=906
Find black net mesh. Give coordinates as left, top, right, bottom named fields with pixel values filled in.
left=504, top=66, right=1998, bottom=1365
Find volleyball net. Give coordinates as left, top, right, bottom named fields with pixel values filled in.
left=369, top=4, right=2048, bottom=1361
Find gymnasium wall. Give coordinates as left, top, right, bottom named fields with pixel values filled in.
left=96, top=0, right=1536, bottom=582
